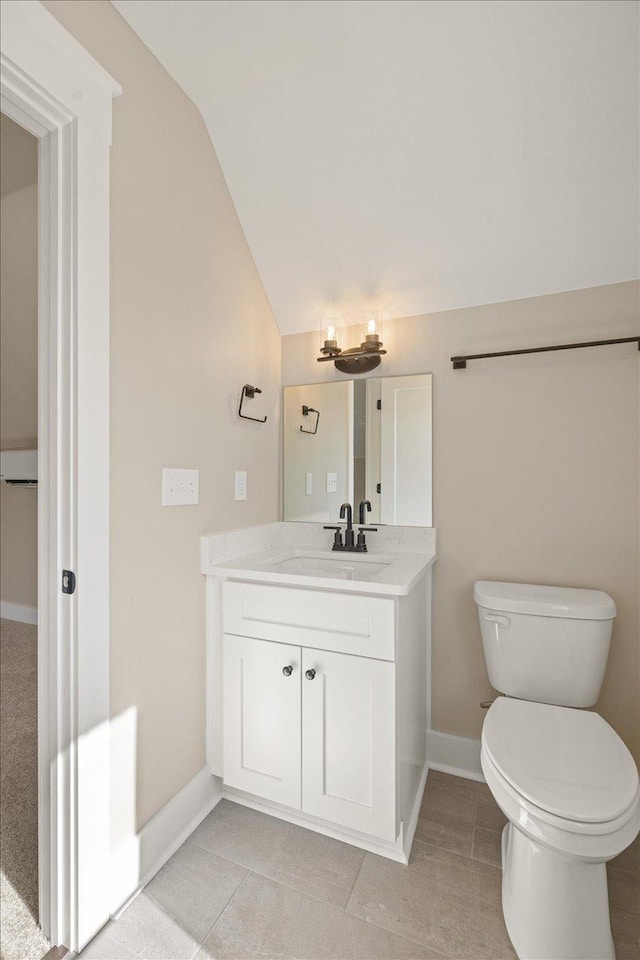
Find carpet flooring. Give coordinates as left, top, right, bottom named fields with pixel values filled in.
left=0, top=618, right=50, bottom=960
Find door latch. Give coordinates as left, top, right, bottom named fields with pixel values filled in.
left=62, top=569, right=76, bottom=595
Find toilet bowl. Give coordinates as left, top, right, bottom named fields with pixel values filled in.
left=482, top=697, right=640, bottom=960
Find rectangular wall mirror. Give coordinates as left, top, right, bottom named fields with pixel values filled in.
left=283, top=373, right=432, bottom=526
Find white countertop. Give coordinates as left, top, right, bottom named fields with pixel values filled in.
left=208, top=544, right=436, bottom=596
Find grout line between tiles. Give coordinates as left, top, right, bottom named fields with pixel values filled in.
left=196, top=870, right=254, bottom=952
left=167, top=836, right=452, bottom=958
left=344, top=904, right=458, bottom=960
left=188, top=802, right=505, bottom=895
left=220, top=859, right=360, bottom=912
left=105, top=883, right=212, bottom=958
left=185, top=823, right=367, bottom=912
left=131, top=786, right=507, bottom=956
left=412, top=836, right=504, bottom=874
left=343, top=852, right=367, bottom=915
left=224, top=866, right=458, bottom=960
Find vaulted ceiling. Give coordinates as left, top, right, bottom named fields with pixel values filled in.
left=112, top=0, right=639, bottom=335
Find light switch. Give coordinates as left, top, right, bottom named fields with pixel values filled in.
left=326, top=472, right=338, bottom=494
left=235, top=470, right=247, bottom=501
left=305, top=472, right=313, bottom=495
left=162, top=468, right=199, bottom=506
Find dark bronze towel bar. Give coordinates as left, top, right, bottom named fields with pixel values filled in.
left=451, top=336, right=640, bottom=369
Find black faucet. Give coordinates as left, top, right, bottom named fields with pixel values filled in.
left=340, top=502, right=355, bottom=548
left=325, top=501, right=377, bottom=552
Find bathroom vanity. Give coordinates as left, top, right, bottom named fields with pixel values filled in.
left=202, top=523, right=436, bottom=862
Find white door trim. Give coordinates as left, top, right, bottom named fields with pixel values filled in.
left=1, top=1, right=120, bottom=951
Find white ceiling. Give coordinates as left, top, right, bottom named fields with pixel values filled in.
left=113, top=0, right=639, bottom=335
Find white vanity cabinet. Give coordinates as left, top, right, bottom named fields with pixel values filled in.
left=224, top=634, right=396, bottom=840
left=218, top=577, right=430, bottom=860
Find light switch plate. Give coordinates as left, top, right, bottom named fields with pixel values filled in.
left=235, top=470, right=247, bottom=501
left=162, top=468, right=199, bottom=506
left=305, top=472, right=313, bottom=495
left=326, top=472, right=338, bottom=494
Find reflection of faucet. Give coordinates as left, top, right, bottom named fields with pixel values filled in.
left=358, top=499, right=372, bottom=525
left=356, top=499, right=377, bottom=552
left=340, top=502, right=355, bottom=548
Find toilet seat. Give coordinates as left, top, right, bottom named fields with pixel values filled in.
left=481, top=698, right=640, bottom=860
left=483, top=697, right=638, bottom=822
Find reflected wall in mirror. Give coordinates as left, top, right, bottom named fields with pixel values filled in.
left=283, top=374, right=432, bottom=526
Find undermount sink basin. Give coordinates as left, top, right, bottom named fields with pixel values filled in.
left=205, top=538, right=436, bottom=596
left=265, top=551, right=394, bottom=582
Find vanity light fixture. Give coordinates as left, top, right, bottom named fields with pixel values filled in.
left=317, top=316, right=386, bottom=374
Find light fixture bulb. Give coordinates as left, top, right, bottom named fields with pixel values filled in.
left=320, top=317, right=341, bottom=356
left=362, top=314, right=382, bottom=352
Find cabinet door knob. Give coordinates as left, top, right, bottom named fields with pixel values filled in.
left=305, top=669, right=316, bottom=680
left=282, top=665, right=293, bottom=677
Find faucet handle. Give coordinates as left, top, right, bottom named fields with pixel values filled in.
left=323, top=525, right=344, bottom=549
left=356, top=526, right=378, bottom=552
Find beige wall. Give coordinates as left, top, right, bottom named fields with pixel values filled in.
left=1, top=116, right=38, bottom=609
left=42, top=0, right=282, bottom=834
left=282, top=281, right=640, bottom=764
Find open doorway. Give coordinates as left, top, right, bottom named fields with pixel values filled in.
left=0, top=113, right=49, bottom=958
left=1, top=2, right=120, bottom=952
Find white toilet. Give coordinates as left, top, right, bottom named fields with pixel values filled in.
left=475, top=581, right=640, bottom=960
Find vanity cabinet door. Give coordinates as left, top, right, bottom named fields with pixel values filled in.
left=223, top=634, right=301, bottom=809
left=301, top=648, right=396, bottom=841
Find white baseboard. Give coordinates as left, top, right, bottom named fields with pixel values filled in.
left=110, top=766, right=222, bottom=916
left=0, top=600, right=37, bottom=625
left=426, top=729, right=484, bottom=782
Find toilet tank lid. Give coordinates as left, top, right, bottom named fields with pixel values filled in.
left=474, top=581, right=616, bottom=620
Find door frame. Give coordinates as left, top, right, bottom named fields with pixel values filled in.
left=1, top=1, right=120, bottom=951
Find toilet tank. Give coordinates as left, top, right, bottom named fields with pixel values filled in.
left=474, top=581, right=616, bottom=708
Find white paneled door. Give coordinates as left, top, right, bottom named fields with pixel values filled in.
left=223, top=634, right=301, bottom=808
left=301, top=648, right=396, bottom=841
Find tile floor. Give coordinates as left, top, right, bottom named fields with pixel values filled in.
left=79, top=771, right=640, bottom=960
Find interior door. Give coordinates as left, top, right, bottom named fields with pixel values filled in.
left=380, top=374, right=432, bottom=525
left=302, top=648, right=396, bottom=841
left=223, top=634, right=301, bottom=807
left=365, top=378, right=382, bottom=523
